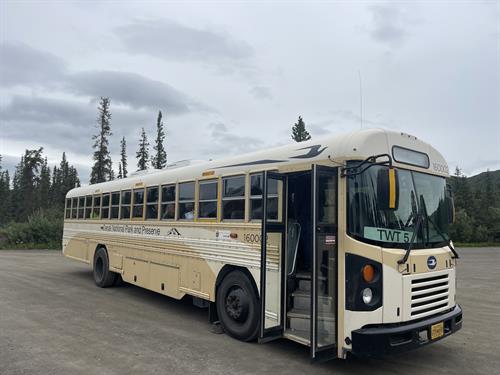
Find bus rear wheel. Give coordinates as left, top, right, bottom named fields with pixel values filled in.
left=93, top=247, right=117, bottom=288
left=216, top=270, right=259, bottom=342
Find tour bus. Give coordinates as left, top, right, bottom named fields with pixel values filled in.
left=63, top=128, right=462, bottom=360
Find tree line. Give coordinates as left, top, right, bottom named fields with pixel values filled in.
left=448, top=167, right=500, bottom=243
left=90, top=97, right=167, bottom=184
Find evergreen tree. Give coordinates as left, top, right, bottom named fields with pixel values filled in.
left=118, top=162, right=123, bottom=179
left=151, top=110, right=167, bottom=169
left=0, top=156, right=12, bottom=225
left=90, top=97, right=113, bottom=184
left=38, top=157, right=51, bottom=209
left=11, top=149, right=44, bottom=221
left=291, top=116, right=311, bottom=142
left=136, top=127, right=150, bottom=171
left=120, top=136, right=128, bottom=178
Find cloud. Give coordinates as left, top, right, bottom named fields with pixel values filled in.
left=0, top=42, right=66, bottom=87
left=0, top=42, right=210, bottom=114
left=0, top=95, right=154, bottom=154
left=366, top=4, right=412, bottom=47
left=67, top=70, right=209, bottom=114
left=115, top=19, right=254, bottom=63
left=204, top=122, right=263, bottom=157
left=249, top=86, right=272, bottom=100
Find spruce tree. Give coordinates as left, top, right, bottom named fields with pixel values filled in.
left=118, top=162, right=123, bottom=179
left=152, top=110, right=167, bottom=169
left=291, top=116, right=311, bottom=142
left=38, top=157, right=51, bottom=209
left=0, top=156, right=12, bottom=225
left=90, top=97, right=113, bottom=184
left=120, top=136, right=128, bottom=178
left=136, top=128, right=150, bottom=171
left=12, top=149, right=44, bottom=221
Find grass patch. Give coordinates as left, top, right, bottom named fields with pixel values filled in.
left=0, top=209, right=63, bottom=250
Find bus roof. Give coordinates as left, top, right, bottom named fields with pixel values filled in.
left=67, top=128, right=449, bottom=198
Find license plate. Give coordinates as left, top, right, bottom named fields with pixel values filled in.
left=431, top=322, right=444, bottom=340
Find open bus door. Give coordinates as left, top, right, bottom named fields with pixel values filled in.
left=259, top=171, right=287, bottom=343
left=310, top=165, right=338, bottom=361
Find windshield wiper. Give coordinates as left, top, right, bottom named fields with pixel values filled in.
left=420, top=198, right=460, bottom=259
left=397, top=196, right=425, bottom=265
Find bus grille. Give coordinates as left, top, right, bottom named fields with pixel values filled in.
left=410, top=273, right=450, bottom=318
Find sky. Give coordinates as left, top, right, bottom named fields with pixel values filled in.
left=1, top=1, right=499, bottom=184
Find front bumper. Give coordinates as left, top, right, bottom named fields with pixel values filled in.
left=351, top=304, right=463, bottom=356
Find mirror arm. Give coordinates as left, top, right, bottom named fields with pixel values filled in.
left=341, top=154, right=393, bottom=178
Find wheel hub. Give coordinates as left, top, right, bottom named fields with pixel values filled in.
left=225, top=286, right=249, bottom=322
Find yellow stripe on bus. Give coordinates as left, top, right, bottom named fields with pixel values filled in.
left=389, top=169, right=396, bottom=209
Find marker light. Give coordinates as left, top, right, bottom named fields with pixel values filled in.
left=362, top=264, right=375, bottom=283
left=362, top=288, right=373, bottom=305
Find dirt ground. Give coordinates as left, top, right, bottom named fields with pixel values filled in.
left=0, top=247, right=498, bottom=375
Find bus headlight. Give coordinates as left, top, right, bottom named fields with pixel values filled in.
left=346, top=254, right=382, bottom=311
left=362, top=288, right=373, bottom=305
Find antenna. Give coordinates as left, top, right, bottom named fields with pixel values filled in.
left=358, top=69, right=363, bottom=129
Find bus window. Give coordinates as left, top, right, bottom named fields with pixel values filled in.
left=78, top=197, right=85, bottom=219
left=178, top=182, right=195, bottom=220
left=85, top=195, right=92, bottom=219
left=222, top=175, right=245, bottom=220
left=199, top=180, right=218, bottom=218
left=71, top=198, right=78, bottom=219
left=92, top=195, right=101, bottom=219
left=250, top=174, right=278, bottom=220
left=146, top=186, right=159, bottom=220
left=121, top=190, right=131, bottom=219
left=132, top=188, right=145, bottom=219
left=65, top=198, right=71, bottom=219
left=161, top=184, right=176, bottom=220
left=110, top=192, right=120, bottom=219
left=102, top=193, right=110, bottom=219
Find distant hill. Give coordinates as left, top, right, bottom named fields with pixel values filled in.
left=467, top=169, right=500, bottom=192
left=450, top=169, right=500, bottom=193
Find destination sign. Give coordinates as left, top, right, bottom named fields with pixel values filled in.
left=363, top=226, right=413, bottom=243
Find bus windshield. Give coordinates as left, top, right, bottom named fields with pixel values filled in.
left=347, top=165, right=451, bottom=248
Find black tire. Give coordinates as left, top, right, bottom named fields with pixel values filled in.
left=93, top=247, right=117, bottom=288
left=216, top=270, right=259, bottom=342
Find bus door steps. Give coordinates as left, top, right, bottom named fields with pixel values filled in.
left=295, top=272, right=326, bottom=293
left=291, top=291, right=333, bottom=312
left=287, top=308, right=337, bottom=332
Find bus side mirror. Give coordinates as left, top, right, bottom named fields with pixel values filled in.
left=446, top=184, right=455, bottom=224
left=377, top=168, right=399, bottom=210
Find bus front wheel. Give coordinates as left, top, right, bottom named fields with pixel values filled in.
left=93, top=247, right=117, bottom=288
left=216, top=270, right=259, bottom=342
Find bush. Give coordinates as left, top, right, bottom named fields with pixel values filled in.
left=0, top=209, right=63, bottom=249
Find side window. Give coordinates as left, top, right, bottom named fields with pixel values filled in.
left=199, top=180, right=218, bottom=219
left=78, top=197, right=85, bottom=219
left=92, top=195, right=101, bottom=219
left=85, top=195, right=92, bottom=219
left=132, top=188, right=145, bottom=218
left=65, top=198, right=71, bottom=219
left=101, top=193, right=110, bottom=219
left=110, top=192, right=120, bottom=219
left=71, top=198, right=77, bottom=219
left=222, top=175, right=245, bottom=220
left=121, top=190, right=131, bottom=219
left=146, top=186, right=159, bottom=220
left=161, top=184, right=176, bottom=220
left=178, top=182, right=195, bottom=220
left=250, top=174, right=278, bottom=220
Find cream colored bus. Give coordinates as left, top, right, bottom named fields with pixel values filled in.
left=63, top=128, right=462, bottom=360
